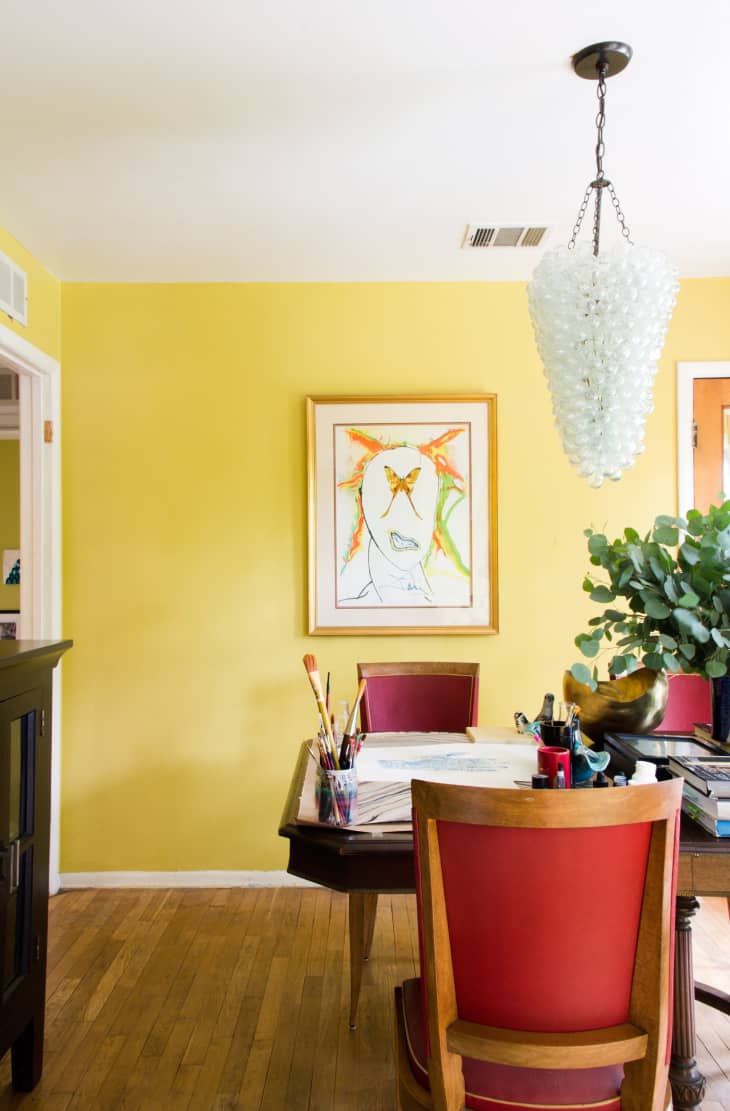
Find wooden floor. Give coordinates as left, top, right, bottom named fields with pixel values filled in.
left=0, top=887, right=729, bottom=1110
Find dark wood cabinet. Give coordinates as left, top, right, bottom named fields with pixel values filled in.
left=0, top=640, right=71, bottom=1090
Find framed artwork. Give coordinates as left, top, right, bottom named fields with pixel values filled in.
left=0, top=613, right=19, bottom=640
left=307, top=395, right=498, bottom=635
left=2, top=549, right=19, bottom=585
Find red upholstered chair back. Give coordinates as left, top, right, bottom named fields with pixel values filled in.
left=409, top=779, right=681, bottom=1111
left=655, top=672, right=712, bottom=732
left=357, top=661, right=479, bottom=733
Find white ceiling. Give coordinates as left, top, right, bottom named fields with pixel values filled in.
left=1, top=0, right=727, bottom=282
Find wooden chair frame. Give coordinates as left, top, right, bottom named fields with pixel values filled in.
left=397, top=779, right=682, bottom=1111
left=357, top=661, right=479, bottom=733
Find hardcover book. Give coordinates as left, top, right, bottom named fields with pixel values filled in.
left=668, top=754, right=730, bottom=797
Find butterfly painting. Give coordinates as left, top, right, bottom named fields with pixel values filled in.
left=306, top=395, right=498, bottom=634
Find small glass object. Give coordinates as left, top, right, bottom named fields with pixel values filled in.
left=316, top=765, right=358, bottom=826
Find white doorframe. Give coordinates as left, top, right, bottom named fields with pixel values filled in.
left=0, top=321, right=62, bottom=893
left=677, top=361, right=730, bottom=517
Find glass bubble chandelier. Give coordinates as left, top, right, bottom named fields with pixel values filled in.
left=527, top=42, right=679, bottom=488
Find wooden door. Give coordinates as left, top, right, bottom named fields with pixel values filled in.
left=693, top=377, right=730, bottom=513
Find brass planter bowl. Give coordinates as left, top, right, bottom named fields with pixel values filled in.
left=562, top=667, right=669, bottom=743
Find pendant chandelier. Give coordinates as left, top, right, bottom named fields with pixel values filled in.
left=527, top=42, right=678, bottom=489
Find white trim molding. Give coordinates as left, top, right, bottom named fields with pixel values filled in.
left=0, top=321, right=63, bottom=893
left=677, top=361, right=730, bottom=517
left=59, top=870, right=318, bottom=890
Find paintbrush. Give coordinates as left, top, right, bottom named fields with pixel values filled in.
left=339, top=678, right=367, bottom=766
left=345, top=678, right=367, bottom=737
left=303, top=654, right=340, bottom=768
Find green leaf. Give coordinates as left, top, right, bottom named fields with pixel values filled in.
left=654, top=525, right=679, bottom=546
left=678, top=591, right=700, bottom=608
left=679, top=542, right=701, bottom=566
left=611, top=655, right=629, bottom=675
left=643, top=652, right=665, bottom=670
left=663, top=653, right=681, bottom=672
left=673, top=608, right=711, bottom=642
left=587, top=534, right=607, bottom=556
left=648, top=555, right=665, bottom=580
left=679, top=642, right=696, bottom=659
left=644, top=597, right=672, bottom=619
left=582, top=577, right=593, bottom=593
left=707, top=658, right=728, bottom=678
left=570, top=663, right=596, bottom=690
left=711, top=628, right=730, bottom=647
left=617, top=565, right=633, bottom=588
left=579, top=638, right=601, bottom=658
left=590, top=586, right=616, bottom=603
left=658, top=634, right=678, bottom=649
left=624, top=527, right=640, bottom=543
left=656, top=515, right=682, bottom=528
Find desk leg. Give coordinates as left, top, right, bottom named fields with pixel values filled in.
left=348, top=892, right=378, bottom=1030
left=670, top=895, right=705, bottom=1111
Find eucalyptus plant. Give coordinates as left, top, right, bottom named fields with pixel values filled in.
left=571, top=501, right=730, bottom=691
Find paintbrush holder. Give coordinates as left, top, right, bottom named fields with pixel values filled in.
left=316, top=766, right=358, bottom=826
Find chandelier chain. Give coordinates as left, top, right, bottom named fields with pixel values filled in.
left=567, top=56, right=633, bottom=252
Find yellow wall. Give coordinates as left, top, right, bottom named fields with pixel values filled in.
left=0, top=440, right=20, bottom=612
left=0, top=227, right=61, bottom=360
left=58, top=278, right=730, bottom=872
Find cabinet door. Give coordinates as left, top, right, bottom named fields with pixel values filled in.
left=0, top=689, right=41, bottom=1004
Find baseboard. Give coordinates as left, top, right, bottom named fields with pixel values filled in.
left=58, top=870, right=318, bottom=890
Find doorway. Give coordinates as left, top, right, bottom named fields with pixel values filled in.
left=677, top=362, right=730, bottom=517
left=0, top=320, right=62, bottom=891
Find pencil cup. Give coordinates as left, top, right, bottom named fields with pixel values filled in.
left=537, top=746, right=572, bottom=789
left=316, top=766, right=358, bottom=826
left=540, top=721, right=567, bottom=747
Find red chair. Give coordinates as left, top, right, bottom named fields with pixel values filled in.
left=654, top=673, right=712, bottom=733
left=357, top=661, right=479, bottom=733
left=395, top=778, right=682, bottom=1111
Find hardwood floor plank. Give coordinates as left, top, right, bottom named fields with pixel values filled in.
left=4, top=889, right=730, bottom=1108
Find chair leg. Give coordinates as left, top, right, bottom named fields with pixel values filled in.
left=394, top=986, right=431, bottom=1110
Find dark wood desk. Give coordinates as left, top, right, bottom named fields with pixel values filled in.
left=279, top=741, right=730, bottom=1111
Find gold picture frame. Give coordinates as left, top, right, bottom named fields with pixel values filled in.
left=306, top=395, right=498, bottom=635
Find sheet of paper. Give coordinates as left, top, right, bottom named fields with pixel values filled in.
left=355, top=742, right=538, bottom=787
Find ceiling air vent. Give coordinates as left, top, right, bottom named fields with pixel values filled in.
left=0, top=250, right=27, bottom=326
left=462, top=225, right=548, bottom=249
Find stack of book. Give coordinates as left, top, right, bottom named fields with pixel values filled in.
left=668, top=752, right=730, bottom=836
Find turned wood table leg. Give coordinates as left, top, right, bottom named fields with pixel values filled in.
left=348, top=892, right=378, bottom=1030
left=670, top=895, right=706, bottom=1111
